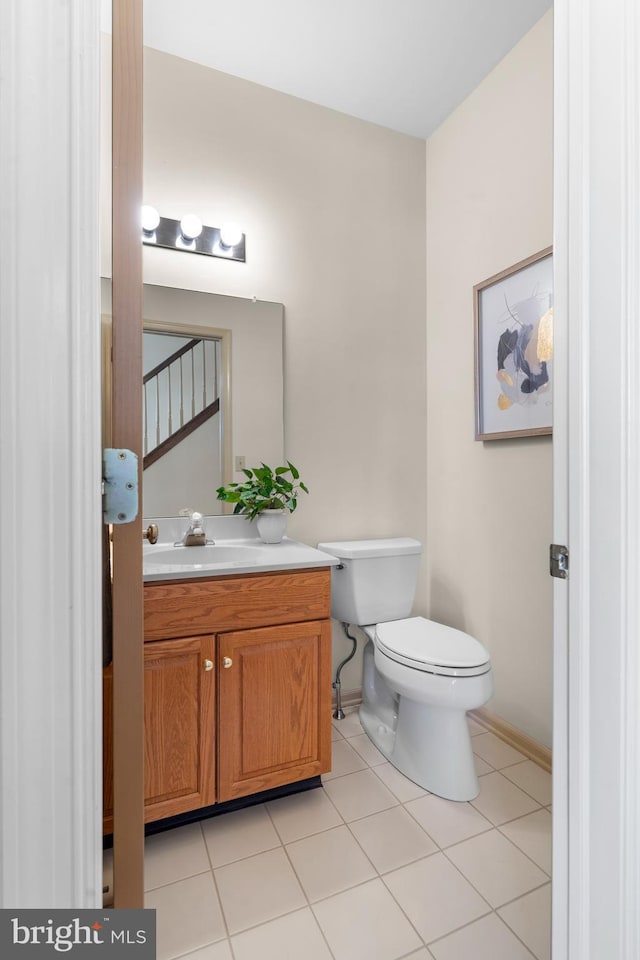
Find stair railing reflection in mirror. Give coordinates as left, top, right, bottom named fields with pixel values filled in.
left=143, top=334, right=221, bottom=469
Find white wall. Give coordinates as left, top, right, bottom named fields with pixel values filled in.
left=101, top=38, right=427, bottom=692
left=426, top=11, right=554, bottom=745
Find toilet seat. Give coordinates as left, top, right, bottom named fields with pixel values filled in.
left=375, top=616, right=491, bottom=678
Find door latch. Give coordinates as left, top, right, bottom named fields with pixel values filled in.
left=102, top=448, right=139, bottom=524
left=549, top=543, right=569, bottom=579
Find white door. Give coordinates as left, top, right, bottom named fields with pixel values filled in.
left=553, top=1, right=640, bottom=957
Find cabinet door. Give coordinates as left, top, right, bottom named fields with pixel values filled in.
left=217, top=619, right=332, bottom=802
left=103, top=634, right=215, bottom=832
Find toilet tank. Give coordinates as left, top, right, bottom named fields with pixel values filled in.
left=317, top=538, right=423, bottom=625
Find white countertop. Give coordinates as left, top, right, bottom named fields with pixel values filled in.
left=143, top=516, right=340, bottom=581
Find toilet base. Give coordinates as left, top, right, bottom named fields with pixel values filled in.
left=357, top=634, right=492, bottom=802
left=360, top=697, right=480, bottom=801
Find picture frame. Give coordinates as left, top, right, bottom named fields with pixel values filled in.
left=474, top=246, right=553, bottom=441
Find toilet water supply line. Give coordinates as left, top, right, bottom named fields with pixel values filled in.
left=333, top=623, right=358, bottom=720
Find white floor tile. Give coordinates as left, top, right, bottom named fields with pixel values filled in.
left=178, top=943, right=233, bottom=960
left=322, top=738, right=368, bottom=780
left=347, top=732, right=388, bottom=766
left=373, top=762, right=429, bottom=803
left=472, top=732, right=527, bottom=769
left=429, top=912, right=535, bottom=959
left=349, top=806, right=438, bottom=874
left=470, top=771, right=541, bottom=826
left=322, top=769, right=398, bottom=822
left=445, top=829, right=548, bottom=908
left=467, top=715, right=485, bottom=736
left=312, top=878, right=422, bottom=960
left=144, top=872, right=226, bottom=960
left=266, top=787, right=343, bottom=843
left=144, top=823, right=210, bottom=892
left=501, top=761, right=553, bottom=806
left=499, top=883, right=552, bottom=960
left=136, top=709, right=552, bottom=960
left=331, top=723, right=344, bottom=740
left=331, top=707, right=364, bottom=739
left=231, top=908, right=333, bottom=960
left=499, top=808, right=552, bottom=875
left=202, top=804, right=281, bottom=867
left=383, top=852, right=490, bottom=944
left=286, top=824, right=376, bottom=901
left=405, top=793, right=492, bottom=848
left=474, top=755, right=494, bottom=777
left=214, top=847, right=306, bottom=935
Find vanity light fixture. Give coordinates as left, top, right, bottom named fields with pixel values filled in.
left=141, top=205, right=160, bottom=235
left=141, top=208, right=246, bottom=262
left=219, top=222, right=243, bottom=248
left=179, top=214, right=203, bottom=241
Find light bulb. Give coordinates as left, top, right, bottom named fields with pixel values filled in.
left=141, top=205, right=160, bottom=233
left=219, top=222, right=243, bottom=248
left=180, top=214, right=203, bottom=241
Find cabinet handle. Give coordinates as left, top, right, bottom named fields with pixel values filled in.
left=222, top=656, right=233, bottom=669
left=203, top=659, right=214, bottom=672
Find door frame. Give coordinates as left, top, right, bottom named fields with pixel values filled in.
left=2, top=0, right=640, bottom=949
left=0, top=0, right=102, bottom=906
left=110, top=0, right=145, bottom=907
left=553, top=1, right=640, bottom=957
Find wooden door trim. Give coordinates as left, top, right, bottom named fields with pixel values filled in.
left=111, top=0, right=144, bottom=908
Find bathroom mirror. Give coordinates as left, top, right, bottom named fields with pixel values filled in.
left=101, top=279, right=284, bottom=517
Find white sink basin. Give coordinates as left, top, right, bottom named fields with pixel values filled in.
left=142, top=527, right=341, bottom=581
left=149, top=544, right=269, bottom=565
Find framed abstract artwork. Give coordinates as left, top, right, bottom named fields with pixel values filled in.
left=474, top=246, right=553, bottom=440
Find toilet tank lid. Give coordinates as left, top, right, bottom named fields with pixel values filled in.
left=316, top=537, right=423, bottom=560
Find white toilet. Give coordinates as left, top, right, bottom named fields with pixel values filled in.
left=317, top=537, right=493, bottom=801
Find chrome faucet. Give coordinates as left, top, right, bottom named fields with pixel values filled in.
left=174, top=511, right=211, bottom=547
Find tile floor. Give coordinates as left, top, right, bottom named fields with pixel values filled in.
left=111, top=709, right=553, bottom=960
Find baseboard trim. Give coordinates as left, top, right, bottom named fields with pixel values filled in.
left=329, top=691, right=552, bottom=773
left=330, top=688, right=362, bottom=712
left=469, top=707, right=552, bottom=773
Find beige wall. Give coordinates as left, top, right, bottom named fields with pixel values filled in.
left=425, top=11, right=553, bottom=745
left=102, top=16, right=554, bottom=736
left=101, top=39, right=427, bottom=692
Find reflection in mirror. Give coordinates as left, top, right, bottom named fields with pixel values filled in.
left=143, top=330, right=223, bottom=516
left=101, top=279, right=285, bottom=518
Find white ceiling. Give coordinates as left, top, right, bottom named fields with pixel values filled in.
left=103, top=0, right=552, bottom=139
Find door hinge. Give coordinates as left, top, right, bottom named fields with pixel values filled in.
left=102, top=448, right=139, bottom=524
left=549, top=543, right=569, bottom=579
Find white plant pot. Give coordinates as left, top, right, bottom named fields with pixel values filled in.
left=255, top=509, right=288, bottom=543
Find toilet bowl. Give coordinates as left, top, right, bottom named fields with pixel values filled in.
left=361, top=617, right=493, bottom=801
left=317, top=538, right=494, bottom=802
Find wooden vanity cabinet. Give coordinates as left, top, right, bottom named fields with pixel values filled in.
left=103, top=633, right=216, bottom=833
left=103, top=567, right=332, bottom=832
left=217, top=618, right=332, bottom=801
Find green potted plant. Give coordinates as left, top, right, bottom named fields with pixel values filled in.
left=216, top=461, right=309, bottom=543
